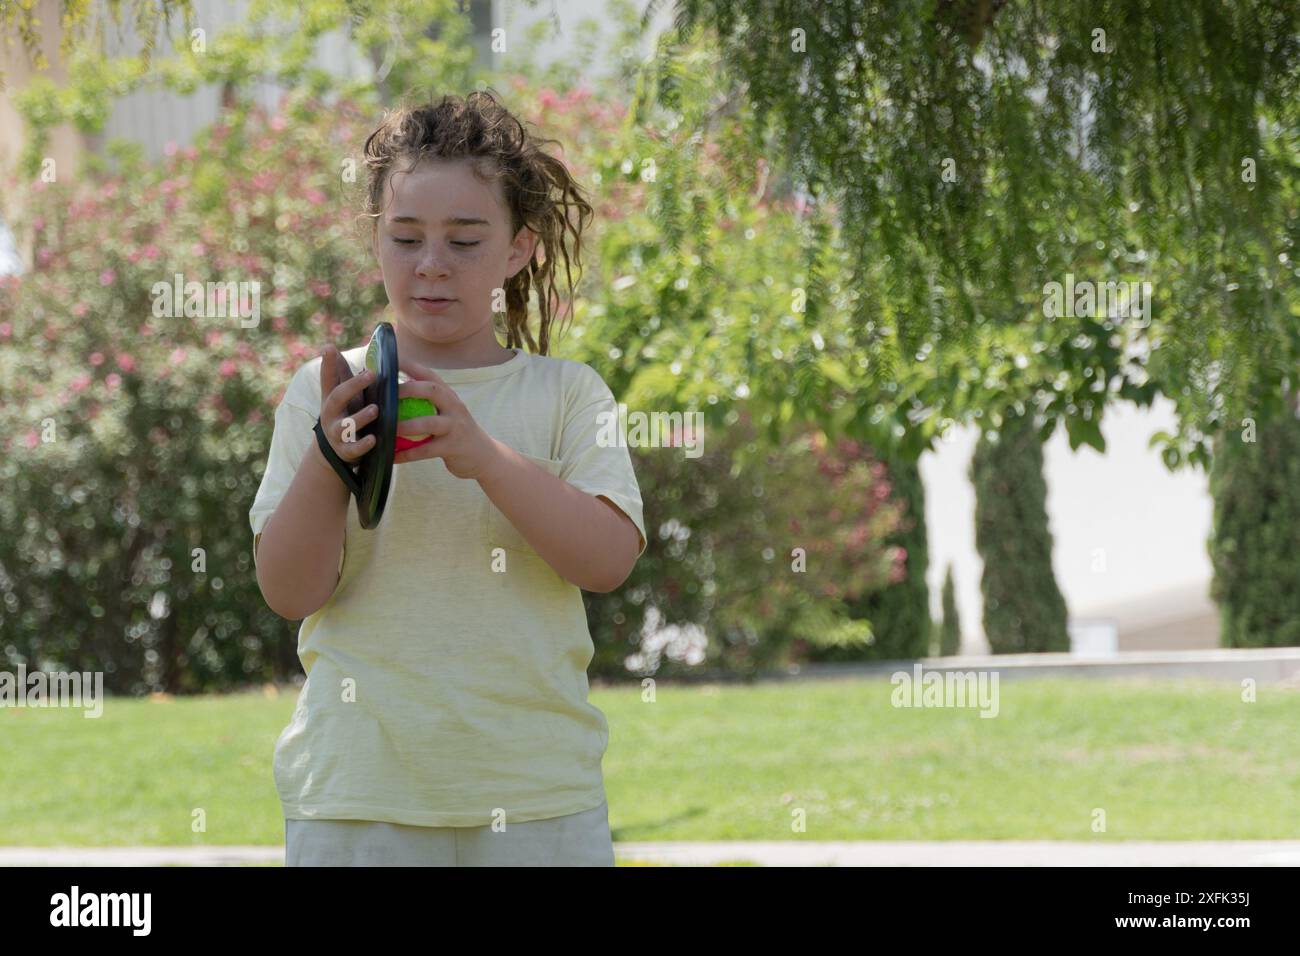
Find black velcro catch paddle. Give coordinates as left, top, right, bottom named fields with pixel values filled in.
left=312, top=322, right=399, bottom=529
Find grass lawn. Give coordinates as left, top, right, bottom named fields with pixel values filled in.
left=1, top=676, right=1297, bottom=846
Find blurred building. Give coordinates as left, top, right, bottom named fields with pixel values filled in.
left=0, top=0, right=664, bottom=273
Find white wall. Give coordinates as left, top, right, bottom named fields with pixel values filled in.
left=922, top=396, right=1217, bottom=653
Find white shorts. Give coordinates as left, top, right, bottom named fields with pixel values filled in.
left=284, top=799, right=615, bottom=867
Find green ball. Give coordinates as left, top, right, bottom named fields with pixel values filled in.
left=396, top=396, right=437, bottom=450
left=398, top=396, right=436, bottom=421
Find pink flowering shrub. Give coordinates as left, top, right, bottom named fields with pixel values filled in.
left=0, top=95, right=387, bottom=693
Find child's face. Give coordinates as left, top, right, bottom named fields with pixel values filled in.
left=371, top=156, right=537, bottom=360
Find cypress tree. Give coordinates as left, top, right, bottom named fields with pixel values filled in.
left=939, top=563, right=961, bottom=656
left=970, top=406, right=1071, bottom=653
left=1207, top=392, right=1300, bottom=647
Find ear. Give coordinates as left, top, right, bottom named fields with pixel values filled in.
left=505, top=225, right=539, bottom=279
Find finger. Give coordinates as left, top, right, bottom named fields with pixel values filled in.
left=338, top=433, right=377, bottom=462
left=397, top=354, right=448, bottom=389
left=324, top=366, right=375, bottom=418
left=395, top=356, right=436, bottom=382
left=319, top=345, right=341, bottom=403
left=339, top=404, right=380, bottom=435
left=394, top=437, right=440, bottom=466
left=396, top=414, right=447, bottom=437
left=397, top=379, right=442, bottom=403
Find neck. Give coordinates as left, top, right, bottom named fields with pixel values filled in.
left=393, top=322, right=515, bottom=370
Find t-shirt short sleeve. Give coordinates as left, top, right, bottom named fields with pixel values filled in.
left=248, top=359, right=324, bottom=568
left=557, top=365, right=648, bottom=560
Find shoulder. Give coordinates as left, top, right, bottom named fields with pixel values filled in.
left=526, top=353, right=616, bottom=408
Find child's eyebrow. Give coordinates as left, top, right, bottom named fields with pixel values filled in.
left=390, top=215, right=491, bottom=227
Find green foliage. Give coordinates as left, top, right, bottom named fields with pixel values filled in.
left=652, top=0, right=1300, bottom=473
left=585, top=413, right=907, bottom=680
left=970, top=405, right=1071, bottom=653
left=1207, top=404, right=1300, bottom=647
left=809, top=445, right=931, bottom=661
left=939, top=562, right=961, bottom=656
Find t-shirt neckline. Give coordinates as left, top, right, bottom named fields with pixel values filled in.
left=420, top=347, right=529, bottom=384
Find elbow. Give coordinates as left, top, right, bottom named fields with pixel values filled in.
left=256, top=567, right=327, bottom=621
left=588, top=552, right=639, bottom=594
left=593, top=527, right=643, bottom=592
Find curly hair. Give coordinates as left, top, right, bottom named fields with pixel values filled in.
left=358, top=88, right=593, bottom=356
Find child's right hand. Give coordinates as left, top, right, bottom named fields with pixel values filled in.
left=317, top=344, right=379, bottom=463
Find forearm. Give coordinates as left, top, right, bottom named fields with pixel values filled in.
left=255, top=442, right=350, bottom=619
left=477, top=438, right=639, bottom=592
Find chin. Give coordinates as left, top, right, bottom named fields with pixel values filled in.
left=397, top=312, right=456, bottom=339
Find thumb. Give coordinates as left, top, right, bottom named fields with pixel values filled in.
left=319, top=345, right=356, bottom=407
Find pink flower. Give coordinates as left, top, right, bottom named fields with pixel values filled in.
left=105, top=373, right=122, bottom=388
left=116, top=353, right=136, bottom=373
left=219, top=359, right=237, bottom=378
left=72, top=302, right=88, bottom=318
left=99, top=269, right=116, bottom=286
left=539, top=88, right=558, bottom=109
left=127, top=249, right=143, bottom=263
left=247, top=409, right=263, bottom=424
left=32, top=216, right=45, bottom=231
left=183, top=146, right=198, bottom=160
left=304, top=188, right=325, bottom=205
left=0, top=322, right=10, bottom=339
left=164, top=141, right=178, bottom=156
left=252, top=171, right=276, bottom=191
left=24, top=431, right=39, bottom=449
left=89, top=352, right=105, bottom=366
left=270, top=115, right=286, bottom=131
left=170, top=347, right=187, bottom=364
left=70, top=373, right=92, bottom=393
left=329, top=321, right=344, bottom=337
left=143, top=245, right=160, bottom=260
left=37, top=248, right=53, bottom=265
left=206, top=330, right=222, bottom=347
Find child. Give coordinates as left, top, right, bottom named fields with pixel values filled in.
left=249, top=90, right=647, bottom=866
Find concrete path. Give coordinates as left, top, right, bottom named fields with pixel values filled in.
left=4, top=841, right=1300, bottom=866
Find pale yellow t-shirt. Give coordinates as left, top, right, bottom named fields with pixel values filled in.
left=248, top=343, right=647, bottom=827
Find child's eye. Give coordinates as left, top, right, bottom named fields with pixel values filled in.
left=392, top=239, right=480, bottom=247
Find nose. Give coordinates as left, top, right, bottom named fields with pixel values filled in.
left=415, top=244, right=451, bottom=279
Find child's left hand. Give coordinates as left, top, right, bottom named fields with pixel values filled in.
left=393, top=356, right=501, bottom=482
